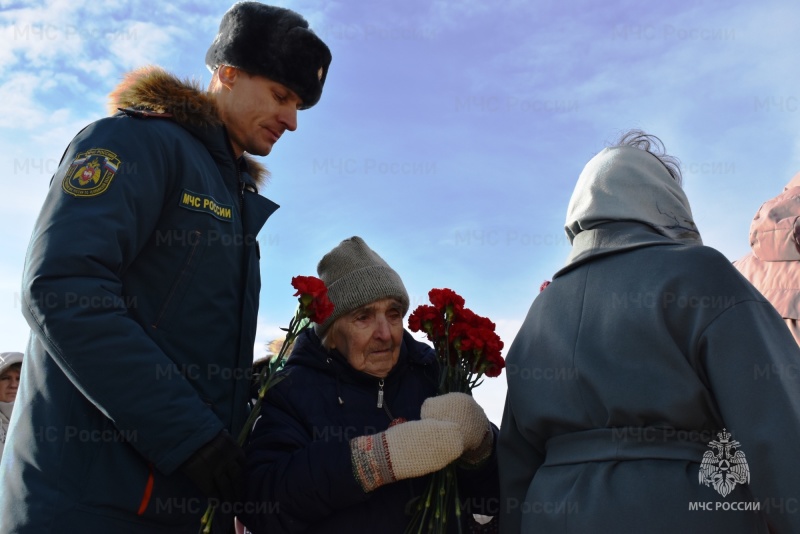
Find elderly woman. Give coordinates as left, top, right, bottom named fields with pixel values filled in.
left=240, top=236, right=499, bottom=533
left=499, top=131, right=800, bottom=533
left=0, top=351, right=23, bottom=461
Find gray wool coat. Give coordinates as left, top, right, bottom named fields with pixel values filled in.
left=499, top=222, right=800, bottom=533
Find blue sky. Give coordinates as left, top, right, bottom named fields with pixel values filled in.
left=1, top=0, right=799, bottom=423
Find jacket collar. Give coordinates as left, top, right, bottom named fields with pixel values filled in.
left=107, top=65, right=269, bottom=189
left=555, top=221, right=687, bottom=278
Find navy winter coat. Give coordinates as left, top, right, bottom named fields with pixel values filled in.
left=500, top=223, right=800, bottom=533
left=0, top=67, right=277, bottom=533
left=240, top=328, right=500, bottom=533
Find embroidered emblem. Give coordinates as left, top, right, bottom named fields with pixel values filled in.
left=178, top=189, right=233, bottom=222
left=62, top=148, right=121, bottom=197
left=699, top=429, right=750, bottom=497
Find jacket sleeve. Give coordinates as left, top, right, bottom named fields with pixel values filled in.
left=240, top=383, right=371, bottom=533
left=699, top=299, right=800, bottom=532
left=497, top=395, right=545, bottom=533
left=455, top=424, right=501, bottom=518
left=22, top=117, right=223, bottom=474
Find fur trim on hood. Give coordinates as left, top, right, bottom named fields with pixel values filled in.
left=107, top=66, right=269, bottom=187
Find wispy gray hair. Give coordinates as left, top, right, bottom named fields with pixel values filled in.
left=612, top=129, right=682, bottom=185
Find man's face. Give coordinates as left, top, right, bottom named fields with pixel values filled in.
left=0, top=365, right=21, bottom=403
left=329, top=299, right=405, bottom=379
left=216, top=67, right=302, bottom=157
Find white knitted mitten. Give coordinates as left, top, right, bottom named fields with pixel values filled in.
left=350, top=419, right=464, bottom=492
left=421, top=392, right=492, bottom=465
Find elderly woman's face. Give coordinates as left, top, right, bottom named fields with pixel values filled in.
left=330, top=298, right=404, bottom=378
left=0, top=365, right=21, bottom=402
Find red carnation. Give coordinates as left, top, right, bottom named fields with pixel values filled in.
left=292, top=275, right=335, bottom=324
left=292, top=275, right=327, bottom=298
left=482, top=356, right=506, bottom=377
left=428, top=288, right=465, bottom=317
left=457, top=307, right=496, bottom=331
left=449, top=322, right=472, bottom=351
left=405, top=286, right=504, bottom=534
left=306, top=295, right=334, bottom=324
left=413, top=288, right=505, bottom=381
left=408, top=305, right=443, bottom=340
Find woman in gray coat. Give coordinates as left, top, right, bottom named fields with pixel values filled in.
left=499, top=131, right=800, bottom=533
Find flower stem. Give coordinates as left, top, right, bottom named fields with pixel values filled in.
left=201, top=311, right=309, bottom=533
left=198, top=505, right=215, bottom=534
left=452, top=464, right=463, bottom=534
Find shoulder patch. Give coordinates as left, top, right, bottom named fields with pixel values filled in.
left=178, top=189, right=234, bottom=222
left=62, top=148, right=121, bottom=198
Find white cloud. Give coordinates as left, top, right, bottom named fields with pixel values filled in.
left=106, top=21, right=190, bottom=71
left=0, top=72, right=53, bottom=127
left=0, top=0, right=99, bottom=70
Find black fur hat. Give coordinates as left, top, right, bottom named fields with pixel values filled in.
left=205, top=2, right=331, bottom=109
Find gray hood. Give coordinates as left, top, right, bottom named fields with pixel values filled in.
left=564, top=146, right=702, bottom=263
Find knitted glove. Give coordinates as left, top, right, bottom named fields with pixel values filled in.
left=421, top=392, right=492, bottom=465
left=179, top=430, right=246, bottom=502
left=350, top=419, right=464, bottom=492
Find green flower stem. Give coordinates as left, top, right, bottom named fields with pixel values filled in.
left=411, top=313, right=495, bottom=533
left=199, top=505, right=215, bottom=534
left=468, top=371, right=485, bottom=391
left=439, top=320, right=452, bottom=392
left=240, top=314, right=310, bottom=448
left=405, top=472, right=437, bottom=534
left=200, top=310, right=310, bottom=534
left=452, top=464, right=463, bottom=534
left=438, top=468, right=449, bottom=530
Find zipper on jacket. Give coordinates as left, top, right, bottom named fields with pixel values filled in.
left=377, top=379, right=395, bottom=420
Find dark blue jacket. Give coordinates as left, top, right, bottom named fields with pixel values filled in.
left=240, top=328, right=500, bottom=533
left=0, top=67, right=277, bottom=533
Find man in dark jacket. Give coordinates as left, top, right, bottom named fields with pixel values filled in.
left=240, top=237, right=500, bottom=533
left=0, top=3, right=331, bottom=533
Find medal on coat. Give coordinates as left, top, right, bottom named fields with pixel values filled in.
left=698, top=429, right=750, bottom=497
left=62, top=148, right=121, bottom=198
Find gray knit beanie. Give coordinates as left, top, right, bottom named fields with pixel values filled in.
left=314, top=237, right=409, bottom=336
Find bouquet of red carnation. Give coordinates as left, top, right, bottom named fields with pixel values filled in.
left=405, top=288, right=504, bottom=534
left=200, top=276, right=334, bottom=533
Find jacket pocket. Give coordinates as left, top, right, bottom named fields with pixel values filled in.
left=151, top=229, right=207, bottom=332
